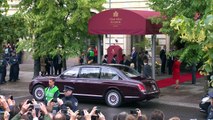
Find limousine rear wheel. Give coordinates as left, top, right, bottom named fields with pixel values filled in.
left=33, top=85, right=45, bottom=101
left=105, top=90, right=122, bottom=107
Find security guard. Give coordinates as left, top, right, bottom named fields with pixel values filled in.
left=44, top=78, right=59, bottom=104
left=61, top=85, right=78, bottom=112
left=9, top=52, right=19, bottom=82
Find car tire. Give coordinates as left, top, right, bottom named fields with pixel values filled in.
left=105, top=90, right=122, bottom=107
left=32, top=85, right=45, bottom=101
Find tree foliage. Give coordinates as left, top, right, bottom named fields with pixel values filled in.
left=170, top=0, right=213, bottom=74
left=0, top=1, right=27, bottom=52
left=17, top=0, right=105, bottom=59
left=148, top=0, right=211, bottom=74
left=0, top=0, right=9, bottom=46
left=0, top=14, right=27, bottom=43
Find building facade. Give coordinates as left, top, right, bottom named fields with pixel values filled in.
left=102, top=0, right=169, bottom=57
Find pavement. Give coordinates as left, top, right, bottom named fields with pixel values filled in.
left=0, top=63, right=207, bottom=109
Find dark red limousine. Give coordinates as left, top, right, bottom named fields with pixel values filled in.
left=29, top=64, right=160, bottom=107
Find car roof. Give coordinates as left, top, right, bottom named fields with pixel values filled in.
left=71, top=64, right=127, bottom=68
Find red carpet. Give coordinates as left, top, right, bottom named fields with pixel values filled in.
left=156, top=73, right=203, bottom=88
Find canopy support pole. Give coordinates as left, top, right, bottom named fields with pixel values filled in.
left=151, top=35, right=156, bottom=80
left=98, top=35, right=102, bottom=64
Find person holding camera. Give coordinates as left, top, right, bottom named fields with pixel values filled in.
left=68, top=106, right=105, bottom=120
left=129, top=108, right=147, bottom=120
left=44, top=78, right=59, bottom=104
left=0, top=95, right=11, bottom=120
left=0, top=95, right=18, bottom=120
left=11, top=99, right=51, bottom=120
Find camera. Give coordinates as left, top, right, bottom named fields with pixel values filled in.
left=28, top=104, right=34, bottom=110
left=61, top=108, right=68, bottom=115
left=78, top=110, right=85, bottom=116
left=95, top=109, right=101, bottom=114
left=51, top=98, right=57, bottom=103
left=34, top=104, right=40, bottom=109
left=130, top=109, right=139, bottom=114
left=10, top=95, right=13, bottom=100
left=52, top=104, right=59, bottom=115
left=27, top=100, right=33, bottom=104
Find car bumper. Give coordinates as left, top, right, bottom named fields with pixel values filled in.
left=145, top=92, right=160, bottom=100
left=124, top=91, right=160, bottom=102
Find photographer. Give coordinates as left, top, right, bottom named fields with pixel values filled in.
left=68, top=106, right=105, bottom=120
left=130, top=108, right=148, bottom=120
left=11, top=99, right=51, bottom=120
left=0, top=95, right=18, bottom=120
left=0, top=95, right=10, bottom=113
left=0, top=95, right=10, bottom=120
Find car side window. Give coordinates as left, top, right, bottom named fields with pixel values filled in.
left=63, top=67, right=79, bottom=78
left=79, top=67, right=100, bottom=78
left=100, top=68, right=119, bottom=80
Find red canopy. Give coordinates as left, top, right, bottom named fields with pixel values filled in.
left=88, top=9, right=161, bottom=35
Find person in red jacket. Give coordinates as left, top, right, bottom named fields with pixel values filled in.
left=172, top=56, right=181, bottom=89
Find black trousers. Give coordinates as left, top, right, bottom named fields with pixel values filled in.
left=9, top=64, right=19, bottom=81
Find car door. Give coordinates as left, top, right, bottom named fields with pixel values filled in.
left=74, top=67, right=104, bottom=98
left=55, top=67, right=80, bottom=93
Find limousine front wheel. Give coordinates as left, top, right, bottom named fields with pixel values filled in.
left=33, top=85, right=45, bottom=101
left=105, top=90, right=122, bottom=107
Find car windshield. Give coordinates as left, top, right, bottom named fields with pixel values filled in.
left=111, top=65, right=141, bottom=78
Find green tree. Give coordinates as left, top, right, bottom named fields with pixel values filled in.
left=0, top=1, right=27, bottom=56
left=0, top=0, right=9, bottom=51
left=148, top=0, right=211, bottom=83
left=17, top=0, right=105, bottom=77
left=170, top=1, right=213, bottom=75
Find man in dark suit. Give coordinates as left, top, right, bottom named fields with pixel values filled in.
left=160, top=46, right=167, bottom=74
left=53, top=54, right=62, bottom=75
left=111, top=55, right=117, bottom=64
left=131, top=47, right=137, bottom=69
left=9, top=52, right=19, bottom=82
left=102, top=54, right=108, bottom=64
left=143, top=57, right=152, bottom=78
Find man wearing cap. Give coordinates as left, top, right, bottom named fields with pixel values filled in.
left=207, top=91, right=213, bottom=119
left=44, top=78, right=59, bottom=104
left=60, top=85, right=78, bottom=112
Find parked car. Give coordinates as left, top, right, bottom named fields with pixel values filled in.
left=29, top=64, right=160, bottom=107
left=199, top=73, right=213, bottom=114
left=199, top=94, right=210, bottom=113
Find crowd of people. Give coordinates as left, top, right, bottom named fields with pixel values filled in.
left=79, top=46, right=153, bottom=79
left=79, top=45, right=182, bottom=89
left=40, top=54, right=63, bottom=76
left=0, top=95, right=181, bottom=120
left=0, top=77, right=183, bottom=120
